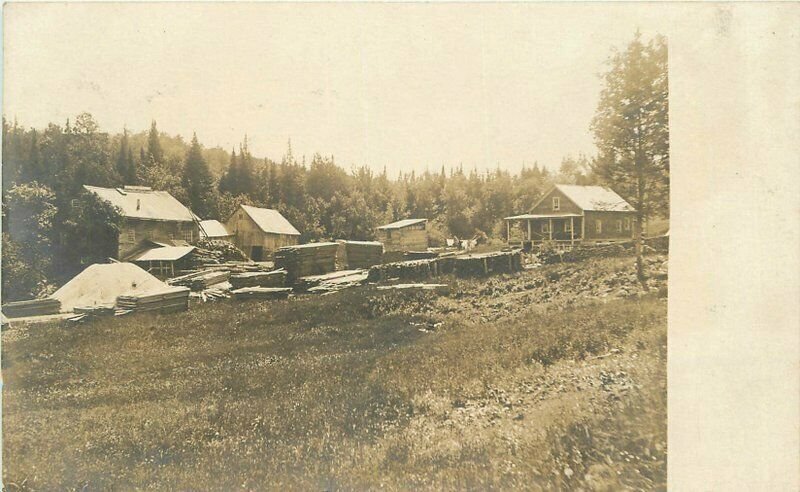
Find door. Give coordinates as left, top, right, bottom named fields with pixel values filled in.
left=251, top=246, right=264, bottom=261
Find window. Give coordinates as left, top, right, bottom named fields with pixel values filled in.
left=624, top=217, right=631, bottom=231
left=182, top=229, right=194, bottom=242
left=126, top=228, right=136, bottom=243
left=552, top=197, right=560, bottom=211
left=595, top=220, right=602, bottom=234
left=564, top=221, right=572, bottom=232
left=541, top=222, right=551, bottom=233
left=616, top=220, right=623, bottom=233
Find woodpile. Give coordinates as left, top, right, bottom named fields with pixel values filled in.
left=116, top=286, right=190, bottom=313
left=337, top=240, right=384, bottom=269
left=295, top=270, right=369, bottom=294
left=376, top=283, right=450, bottom=295
left=367, top=259, right=439, bottom=282
left=452, top=250, right=523, bottom=277
left=229, top=269, right=287, bottom=289
left=2, top=298, right=61, bottom=318
left=274, top=242, right=339, bottom=282
left=192, top=239, right=249, bottom=265
left=231, top=287, right=292, bottom=301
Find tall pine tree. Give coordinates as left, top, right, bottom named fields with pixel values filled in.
left=182, top=133, right=216, bottom=218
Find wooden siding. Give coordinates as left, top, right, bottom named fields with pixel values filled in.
left=118, top=219, right=198, bottom=258
left=377, top=223, right=428, bottom=252
left=530, top=187, right=583, bottom=216
left=226, top=209, right=299, bottom=259
left=583, top=211, right=636, bottom=242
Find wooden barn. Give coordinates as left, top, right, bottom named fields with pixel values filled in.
left=505, top=184, right=636, bottom=248
left=83, top=185, right=199, bottom=259
left=198, top=219, right=233, bottom=242
left=226, top=204, right=300, bottom=261
left=376, top=218, right=429, bottom=252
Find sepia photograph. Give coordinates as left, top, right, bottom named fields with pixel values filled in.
left=3, top=2, right=793, bottom=490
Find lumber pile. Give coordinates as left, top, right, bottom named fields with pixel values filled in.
left=2, top=298, right=61, bottom=318
left=231, top=287, right=292, bottom=301
left=404, top=250, right=438, bottom=260
left=274, top=242, right=339, bottom=282
left=169, top=270, right=230, bottom=291
left=296, top=269, right=369, bottom=294
left=367, top=259, right=439, bottom=282
left=376, top=283, right=450, bottom=295
left=229, top=269, right=287, bottom=289
left=338, top=240, right=384, bottom=269
left=116, top=286, right=191, bottom=313
left=452, top=250, right=523, bottom=277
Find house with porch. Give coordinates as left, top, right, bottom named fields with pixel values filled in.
left=505, top=184, right=636, bottom=248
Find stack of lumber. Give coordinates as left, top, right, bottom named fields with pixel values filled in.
left=169, top=270, right=230, bottom=291
left=376, top=283, right=450, bottom=295
left=452, top=250, right=523, bottom=277
left=231, top=287, right=292, bottom=301
left=2, top=298, right=61, bottom=318
left=274, top=242, right=339, bottom=282
left=404, top=250, right=439, bottom=260
left=339, top=240, right=384, bottom=269
left=195, top=287, right=231, bottom=303
left=367, top=259, right=439, bottom=282
left=116, top=286, right=191, bottom=313
left=229, top=269, right=287, bottom=289
left=296, top=270, right=369, bottom=294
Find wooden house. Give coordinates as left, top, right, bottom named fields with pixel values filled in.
left=376, top=218, right=429, bottom=252
left=83, top=185, right=199, bottom=259
left=198, top=220, right=233, bottom=242
left=504, top=184, right=636, bottom=248
left=226, top=205, right=300, bottom=261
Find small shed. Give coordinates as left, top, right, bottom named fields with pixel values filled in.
left=128, top=244, right=196, bottom=277
left=226, top=205, right=301, bottom=261
left=376, top=218, right=429, bottom=253
left=198, top=220, right=233, bottom=241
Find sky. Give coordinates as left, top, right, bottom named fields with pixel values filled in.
left=3, top=3, right=675, bottom=175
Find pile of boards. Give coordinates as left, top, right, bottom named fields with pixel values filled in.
left=296, top=269, right=369, bottom=294
left=274, top=242, right=339, bottom=282
left=368, top=249, right=523, bottom=282
left=231, top=287, right=292, bottom=301
left=168, top=270, right=231, bottom=291
left=1, top=298, right=61, bottom=318
left=230, top=269, right=287, bottom=289
left=367, top=259, right=440, bottom=282
left=116, top=286, right=191, bottom=314
left=337, top=240, right=383, bottom=269
left=452, top=250, right=523, bottom=276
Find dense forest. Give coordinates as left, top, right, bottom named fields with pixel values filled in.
left=1, top=33, right=667, bottom=300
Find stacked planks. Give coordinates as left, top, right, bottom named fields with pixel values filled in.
left=452, top=250, right=523, bottom=277
left=341, top=241, right=384, bottom=269
left=231, top=287, right=292, bottom=301
left=403, top=250, right=438, bottom=260
left=116, top=286, right=191, bottom=313
left=2, top=298, right=61, bottom=318
left=274, top=242, right=339, bottom=282
left=296, top=269, right=369, bottom=293
left=367, top=259, right=439, bottom=282
left=229, top=269, right=287, bottom=289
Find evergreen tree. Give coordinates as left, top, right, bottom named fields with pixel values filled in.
left=146, top=120, right=164, bottom=166
left=219, top=148, right=239, bottom=195
left=591, top=32, right=669, bottom=286
left=182, top=133, right=216, bottom=218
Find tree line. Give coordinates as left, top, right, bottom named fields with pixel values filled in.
left=1, top=32, right=668, bottom=300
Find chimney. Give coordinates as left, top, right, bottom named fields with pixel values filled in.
left=136, top=199, right=141, bottom=211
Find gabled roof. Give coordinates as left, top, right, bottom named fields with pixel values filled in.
left=199, top=220, right=231, bottom=238
left=239, top=205, right=301, bottom=236
left=83, top=185, right=196, bottom=222
left=553, top=184, right=635, bottom=212
left=377, top=218, right=427, bottom=230
left=130, top=246, right=195, bottom=262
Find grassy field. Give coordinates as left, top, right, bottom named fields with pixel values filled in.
left=2, top=256, right=667, bottom=490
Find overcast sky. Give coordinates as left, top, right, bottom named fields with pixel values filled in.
left=4, top=3, right=674, bottom=175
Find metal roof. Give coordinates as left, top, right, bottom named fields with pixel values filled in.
left=83, top=185, right=196, bottom=222
left=130, top=246, right=195, bottom=262
left=376, top=218, right=427, bottom=230
left=240, top=205, right=301, bottom=236
left=505, top=213, right=583, bottom=220
left=554, top=184, right=635, bottom=212
left=199, top=220, right=231, bottom=238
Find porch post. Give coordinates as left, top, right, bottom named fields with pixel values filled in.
left=548, top=218, right=553, bottom=241
left=581, top=215, right=585, bottom=242
left=527, top=219, right=531, bottom=241
left=506, top=220, right=510, bottom=244
left=570, top=217, right=575, bottom=246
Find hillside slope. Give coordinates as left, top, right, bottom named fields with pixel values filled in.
left=2, top=256, right=667, bottom=490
